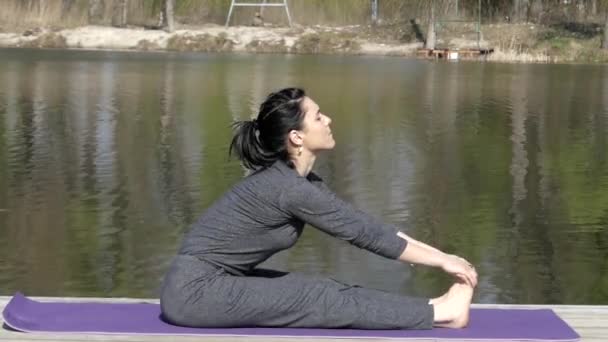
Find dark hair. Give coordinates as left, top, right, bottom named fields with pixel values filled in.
left=229, top=87, right=306, bottom=170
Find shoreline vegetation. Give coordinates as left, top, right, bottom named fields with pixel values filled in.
left=2, top=0, right=608, bottom=63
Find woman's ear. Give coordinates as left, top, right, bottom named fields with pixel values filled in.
left=288, top=130, right=303, bottom=147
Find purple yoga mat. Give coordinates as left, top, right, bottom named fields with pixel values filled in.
left=3, top=292, right=579, bottom=341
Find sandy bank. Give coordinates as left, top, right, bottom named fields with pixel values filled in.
left=0, top=24, right=422, bottom=57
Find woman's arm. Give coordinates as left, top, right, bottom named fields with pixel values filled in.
left=395, top=232, right=446, bottom=267
left=396, top=231, right=478, bottom=287
left=397, top=231, right=444, bottom=256
left=280, top=180, right=407, bottom=260
left=281, top=178, right=477, bottom=287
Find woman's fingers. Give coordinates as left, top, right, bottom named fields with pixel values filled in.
left=458, top=267, right=478, bottom=287
left=457, top=273, right=473, bottom=287
left=442, top=254, right=479, bottom=287
left=469, top=268, right=478, bottom=287
left=460, top=257, right=478, bottom=287
left=458, top=274, right=471, bottom=286
left=463, top=265, right=477, bottom=287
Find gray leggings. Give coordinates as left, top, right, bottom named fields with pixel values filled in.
left=160, top=255, right=434, bottom=330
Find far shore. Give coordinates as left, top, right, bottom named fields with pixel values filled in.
left=1, top=23, right=607, bottom=64
left=0, top=24, right=420, bottom=57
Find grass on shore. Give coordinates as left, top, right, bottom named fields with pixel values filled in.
left=486, top=22, right=608, bottom=63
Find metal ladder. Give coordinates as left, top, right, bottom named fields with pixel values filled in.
left=225, top=0, right=292, bottom=27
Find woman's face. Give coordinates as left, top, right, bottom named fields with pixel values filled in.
left=298, top=96, right=335, bottom=153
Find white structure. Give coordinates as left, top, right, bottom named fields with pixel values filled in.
left=371, top=0, right=378, bottom=23
left=225, top=0, right=292, bottom=27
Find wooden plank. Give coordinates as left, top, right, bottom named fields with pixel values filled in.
left=232, top=3, right=286, bottom=6
left=416, top=48, right=494, bottom=59
left=0, top=296, right=606, bottom=341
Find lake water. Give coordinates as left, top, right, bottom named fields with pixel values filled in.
left=0, top=48, right=606, bottom=304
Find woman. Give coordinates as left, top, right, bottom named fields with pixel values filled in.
left=160, top=87, right=477, bottom=330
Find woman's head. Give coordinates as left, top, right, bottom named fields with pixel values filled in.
left=230, top=87, right=334, bottom=170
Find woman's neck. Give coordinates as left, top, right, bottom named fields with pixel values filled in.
left=292, top=152, right=316, bottom=177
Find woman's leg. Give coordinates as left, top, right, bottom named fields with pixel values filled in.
left=168, top=269, right=434, bottom=329
left=346, top=282, right=473, bottom=328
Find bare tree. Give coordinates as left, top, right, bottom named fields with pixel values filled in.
left=425, top=2, right=436, bottom=49
left=529, top=0, right=543, bottom=23
left=603, top=12, right=608, bottom=49
left=62, top=0, right=76, bottom=14
left=88, top=0, right=104, bottom=25
left=162, top=0, right=175, bottom=32
left=111, top=0, right=127, bottom=28
left=371, top=0, right=378, bottom=25
left=592, top=0, right=598, bottom=17
left=512, top=0, right=530, bottom=22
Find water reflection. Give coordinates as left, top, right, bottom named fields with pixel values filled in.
left=0, top=49, right=606, bottom=304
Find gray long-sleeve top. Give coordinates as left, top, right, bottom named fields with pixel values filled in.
left=179, top=160, right=407, bottom=276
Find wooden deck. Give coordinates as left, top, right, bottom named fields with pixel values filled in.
left=417, top=47, right=495, bottom=60
left=0, top=296, right=606, bottom=341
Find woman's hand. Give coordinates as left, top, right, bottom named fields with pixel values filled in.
left=441, top=254, right=478, bottom=287
left=395, top=232, right=478, bottom=287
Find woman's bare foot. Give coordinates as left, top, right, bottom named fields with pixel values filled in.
left=431, top=283, right=473, bottom=328
left=429, top=282, right=461, bottom=306
left=428, top=290, right=449, bottom=305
